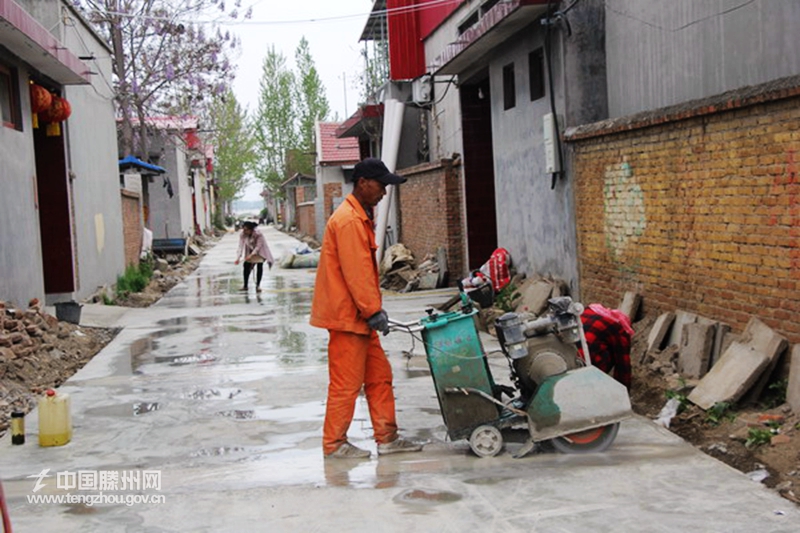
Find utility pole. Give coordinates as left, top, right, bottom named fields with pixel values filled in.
left=342, top=71, right=348, bottom=117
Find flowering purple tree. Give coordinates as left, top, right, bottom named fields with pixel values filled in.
left=72, top=0, right=249, bottom=157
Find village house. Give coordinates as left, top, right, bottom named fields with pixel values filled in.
left=0, top=0, right=125, bottom=306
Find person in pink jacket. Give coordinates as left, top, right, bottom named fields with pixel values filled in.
left=235, top=221, right=274, bottom=292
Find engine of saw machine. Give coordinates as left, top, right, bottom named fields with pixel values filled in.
left=495, top=297, right=587, bottom=398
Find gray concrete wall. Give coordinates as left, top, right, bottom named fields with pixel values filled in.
left=485, top=25, right=579, bottom=292
left=419, top=2, right=612, bottom=292
left=16, top=0, right=60, bottom=30
left=61, top=11, right=126, bottom=300
left=177, top=151, right=193, bottom=235
left=423, top=1, right=474, bottom=160
left=606, top=0, right=800, bottom=117
left=148, top=142, right=190, bottom=239
left=427, top=76, right=463, bottom=159
left=0, top=58, right=46, bottom=307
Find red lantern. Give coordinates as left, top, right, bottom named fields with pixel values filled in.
left=29, top=84, right=52, bottom=129
left=40, top=96, right=72, bottom=137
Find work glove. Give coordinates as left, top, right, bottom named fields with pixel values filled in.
left=367, top=309, right=390, bottom=335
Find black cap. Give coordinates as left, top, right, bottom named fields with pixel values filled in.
left=353, top=158, right=406, bottom=185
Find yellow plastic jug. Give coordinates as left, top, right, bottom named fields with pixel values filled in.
left=38, top=389, right=72, bottom=446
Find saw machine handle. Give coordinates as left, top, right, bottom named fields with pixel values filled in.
left=387, top=317, right=425, bottom=334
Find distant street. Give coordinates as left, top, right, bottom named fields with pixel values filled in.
left=1, top=228, right=798, bottom=532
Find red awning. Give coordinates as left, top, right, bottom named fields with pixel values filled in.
left=335, top=104, right=384, bottom=139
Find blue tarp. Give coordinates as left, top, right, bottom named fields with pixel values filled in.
left=118, top=155, right=166, bottom=174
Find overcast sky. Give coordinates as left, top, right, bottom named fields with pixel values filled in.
left=231, top=0, right=373, bottom=120
left=227, top=0, right=373, bottom=200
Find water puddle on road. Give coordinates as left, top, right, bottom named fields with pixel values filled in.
left=393, top=488, right=462, bottom=506
left=84, top=401, right=161, bottom=417
left=153, top=353, right=218, bottom=366
left=216, top=409, right=255, bottom=420
left=463, top=476, right=514, bottom=486
left=403, top=368, right=430, bottom=379
left=184, top=388, right=242, bottom=400
left=215, top=401, right=325, bottom=424
left=190, top=446, right=247, bottom=458
left=128, top=312, right=326, bottom=374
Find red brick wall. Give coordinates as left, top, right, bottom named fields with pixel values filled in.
left=296, top=202, right=316, bottom=238
left=121, top=190, right=142, bottom=267
left=323, top=183, right=343, bottom=219
left=398, top=159, right=465, bottom=283
left=567, top=78, right=800, bottom=342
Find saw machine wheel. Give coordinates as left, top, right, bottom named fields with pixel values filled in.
left=549, top=423, right=620, bottom=454
left=469, top=425, right=504, bottom=457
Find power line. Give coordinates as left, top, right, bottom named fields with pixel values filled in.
left=81, top=0, right=460, bottom=27
left=62, top=8, right=116, bottom=101
left=606, top=0, right=759, bottom=33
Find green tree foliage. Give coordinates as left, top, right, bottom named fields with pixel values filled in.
left=254, top=46, right=298, bottom=191
left=295, top=37, right=331, bottom=174
left=208, top=90, right=256, bottom=212
left=254, top=39, right=329, bottom=192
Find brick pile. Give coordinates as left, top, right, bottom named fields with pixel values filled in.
left=0, top=299, right=115, bottom=434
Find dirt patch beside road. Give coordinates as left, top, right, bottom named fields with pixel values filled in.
left=0, top=302, right=118, bottom=436
left=630, top=314, right=800, bottom=506
left=0, top=239, right=212, bottom=437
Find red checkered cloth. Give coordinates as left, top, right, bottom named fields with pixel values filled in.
left=577, top=305, right=633, bottom=390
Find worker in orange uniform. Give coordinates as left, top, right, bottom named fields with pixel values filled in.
left=311, top=158, right=424, bottom=459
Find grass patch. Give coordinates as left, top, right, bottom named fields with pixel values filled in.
left=705, top=402, right=735, bottom=426
left=760, top=379, right=788, bottom=409
left=745, top=427, right=774, bottom=449
left=665, top=385, right=690, bottom=415
left=495, top=283, right=521, bottom=313
left=116, top=257, right=154, bottom=298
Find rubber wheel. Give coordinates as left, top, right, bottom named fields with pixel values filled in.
left=469, top=425, right=504, bottom=457
left=549, top=423, right=620, bottom=454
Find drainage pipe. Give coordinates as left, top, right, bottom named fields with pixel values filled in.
left=375, top=98, right=405, bottom=264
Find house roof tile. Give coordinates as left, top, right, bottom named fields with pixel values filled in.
left=318, top=122, right=360, bottom=164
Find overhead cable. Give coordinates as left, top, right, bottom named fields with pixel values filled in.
left=83, top=0, right=462, bottom=27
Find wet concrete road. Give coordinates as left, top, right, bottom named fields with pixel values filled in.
left=2, top=227, right=799, bottom=532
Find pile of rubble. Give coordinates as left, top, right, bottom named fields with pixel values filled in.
left=0, top=300, right=116, bottom=434
left=634, top=295, right=799, bottom=415
left=471, top=274, right=570, bottom=335
left=380, top=244, right=446, bottom=293
left=624, top=291, right=800, bottom=503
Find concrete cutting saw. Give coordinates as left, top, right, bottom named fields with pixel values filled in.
left=389, top=295, right=632, bottom=458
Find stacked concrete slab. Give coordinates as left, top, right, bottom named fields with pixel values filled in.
left=515, top=278, right=558, bottom=316
left=619, top=291, right=642, bottom=321
left=688, top=318, right=788, bottom=410
left=678, top=323, right=715, bottom=379
left=788, top=346, right=800, bottom=414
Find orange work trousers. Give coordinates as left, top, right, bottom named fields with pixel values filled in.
left=323, top=329, right=398, bottom=455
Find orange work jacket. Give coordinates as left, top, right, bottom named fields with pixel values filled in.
left=310, top=194, right=382, bottom=335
